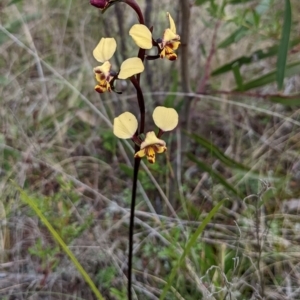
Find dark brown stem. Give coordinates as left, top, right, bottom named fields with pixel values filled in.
left=130, top=76, right=145, bottom=134
left=136, top=48, right=146, bottom=84
left=127, top=75, right=145, bottom=300
left=115, top=3, right=145, bottom=298
left=127, top=156, right=141, bottom=300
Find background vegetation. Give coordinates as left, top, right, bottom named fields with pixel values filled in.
left=1, top=0, right=300, bottom=299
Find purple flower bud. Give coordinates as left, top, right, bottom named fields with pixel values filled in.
left=90, top=0, right=109, bottom=9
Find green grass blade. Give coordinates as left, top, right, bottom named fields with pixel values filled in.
left=17, top=186, right=105, bottom=300
left=160, top=199, right=225, bottom=300
left=269, top=94, right=300, bottom=106
left=187, top=153, right=242, bottom=198
left=218, top=26, right=249, bottom=49
left=187, top=132, right=250, bottom=172
left=234, top=60, right=300, bottom=91
left=232, top=62, right=244, bottom=91
left=276, top=0, right=292, bottom=90
left=211, top=38, right=300, bottom=76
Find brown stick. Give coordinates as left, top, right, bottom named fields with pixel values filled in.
left=197, top=20, right=221, bottom=94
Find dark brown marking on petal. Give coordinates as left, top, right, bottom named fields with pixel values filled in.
left=95, top=85, right=106, bottom=93
left=168, top=55, right=177, bottom=61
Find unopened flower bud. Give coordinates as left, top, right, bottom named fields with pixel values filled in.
left=90, top=0, right=109, bottom=9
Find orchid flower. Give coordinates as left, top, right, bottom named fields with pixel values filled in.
left=93, top=37, right=144, bottom=93
left=113, top=106, right=178, bottom=163
left=129, top=12, right=180, bottom=60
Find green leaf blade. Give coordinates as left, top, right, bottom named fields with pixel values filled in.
left=187, top=153, right=242, bottom=198
left=160, top=200, right=226, bottom=300
left=211, top=38, right=300, bottom=77
left=186, top=132, right=250, bottom=172
left=16, top=186, right=105, bottom=300
left=276, top=0, right=292, bottom=90
left=234, top=60, right=300, bottom=91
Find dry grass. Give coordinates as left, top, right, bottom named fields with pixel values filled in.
left=1, top=0, right=300, bottom=299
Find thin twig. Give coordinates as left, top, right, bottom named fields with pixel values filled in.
left=197, top=20, right=221, bottom=94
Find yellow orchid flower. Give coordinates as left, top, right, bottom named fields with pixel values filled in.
left=134, top=131, right=167, bottom=163
left=113, top=107, right=178, bottom=163
left=129, top=12, right=180, bottom=60
left=160, top=12, right=180, bottom=60
left=93, top=37, right=145, bottom=93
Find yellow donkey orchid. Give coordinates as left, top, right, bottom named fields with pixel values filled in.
left=160, top=12, right=181, bottom=60
left=113, top=107, right=178, bottom=163
left=129, top=12, right=180, bottom=60
left=93, top=37, right=145, bottom=93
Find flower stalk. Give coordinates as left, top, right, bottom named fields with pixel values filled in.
left=89, top=2, right=180, bottom=298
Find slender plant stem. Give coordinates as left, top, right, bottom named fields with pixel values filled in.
left=197, top=20, right=221, bottom=94
left=128, top=76, right=145, bottom=300
left=121, top=3, right=145, bottom=298
left=130, top=76, right=145, bottom=134
left=128, top=156, right=141, bottom=300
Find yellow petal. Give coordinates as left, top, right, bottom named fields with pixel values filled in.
left=163, top=45, right=178, bottom=61
left=162, top=28, right=180, bottom=44
left=129, top=24, right=153, bottom=49
left=95, top=72, right=105, bottom=83
left=152, top=106, right=178, bottom=131
left=134, top=149, right=146, bottom=158
left=167, top=12, right=176, bottom=33
left=145, top=147, right=156, bottom=163
left=113, top=112, right=138, bottom=139
left=118, top=57, right=144, bottom=79
left=159, top=48, right=166, bottom=58
left=156, top=145, right=167, bottom=153
left=93, top=38, right=117, bottom=63
left=95, top=82, right=111, bottom=93
left=171, top=41, right=181, bottom=50
left=140, top=131, right=166, bottom=149
left=94, top=61, right=112, bottom=78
